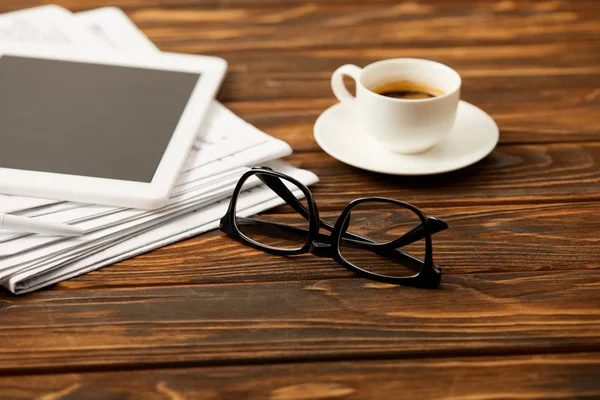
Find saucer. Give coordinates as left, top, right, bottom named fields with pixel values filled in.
left=314, top=100, right=499, bottom=175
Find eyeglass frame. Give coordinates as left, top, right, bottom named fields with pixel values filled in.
left=219, top=167, right=447, bottom=288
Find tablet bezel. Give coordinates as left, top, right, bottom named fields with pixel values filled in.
left=0, top=45, right=227, bottom=209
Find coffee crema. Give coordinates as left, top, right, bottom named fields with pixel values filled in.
left=371, top=80, right=444, bottom=100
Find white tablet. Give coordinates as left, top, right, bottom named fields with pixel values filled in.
left=0, top=45, right=226, bottom=209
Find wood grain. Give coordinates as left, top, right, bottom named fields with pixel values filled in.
left=2, top=352, right=600, bottom=399
left=283, top=146, right=600, bottom=208
left=1, top=0, right=599, bottom=397
left=227, top=96, right=600, bottom=148
left=7, top=0, right=600, bottom=8
left=14, top=201, right=596, bottom=293
left=0, top=270, right=599, bottom=373
left=130, top=1, right=600, bottom=47
left=140, top=9, right=600, bottom=53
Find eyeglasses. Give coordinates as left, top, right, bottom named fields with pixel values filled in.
left=219, top=167, right=448, bottom=288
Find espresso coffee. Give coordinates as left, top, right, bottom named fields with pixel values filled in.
left=372, top=80, right=443, bottom=100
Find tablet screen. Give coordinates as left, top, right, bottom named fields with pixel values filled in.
left=0, top=55, right=201, bottom=182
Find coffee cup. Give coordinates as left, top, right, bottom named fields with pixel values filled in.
left=331, top=58, right=461, bottom=154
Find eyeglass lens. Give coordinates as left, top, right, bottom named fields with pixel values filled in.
left=338, top=201, right=426, bottom=277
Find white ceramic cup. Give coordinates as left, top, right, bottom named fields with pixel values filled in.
left=331, top=58, right=462, bottom=154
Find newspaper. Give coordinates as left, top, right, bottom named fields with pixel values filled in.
left=0, top=6, right=318, bottom=294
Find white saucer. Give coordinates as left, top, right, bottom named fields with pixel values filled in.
left=314, top=100, right=499, bottom=175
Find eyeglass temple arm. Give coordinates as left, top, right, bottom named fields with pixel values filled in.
left=256, top=173, right=310, bottom=219
left=385, top=217, right=448, bottom=249
left=235, top=216, right=447, bottom=249
left=253, top=169, right=449, bottom=247
left=254, top=172, right=446, bottom=244
left=255, top=171, right=371, bottom=239
left=254, top=173, right=353, bottom=249
left=235, top=217, right=430, bottom=273
left=254, top=172, right=350, bottom=236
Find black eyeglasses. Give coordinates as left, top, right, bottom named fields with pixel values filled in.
left=220, top=167, right=448, bottom=288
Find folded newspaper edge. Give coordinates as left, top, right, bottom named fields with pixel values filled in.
left=10, top=161, right=318, bottom=294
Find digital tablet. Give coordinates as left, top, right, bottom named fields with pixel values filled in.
left=0, top=45, right=227, bottom=209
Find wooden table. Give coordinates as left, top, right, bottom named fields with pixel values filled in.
left=2, top=0, right=600, bottom=398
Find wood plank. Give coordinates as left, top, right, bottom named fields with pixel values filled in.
left=277, top=145, right=600, bottom=208
left=224, top=74, right=599, bottom=146
left=214, top=41, right=600, bottom=75
left=0, top=270, right=599, bottom=372
left=216, top=66, right=600, bottom=104
left=30, top=201, right=600, bottom=292
left=212, top=41, right=600, bottom=143
left=3, top=1, right=600, bottom=49
left=2, top=352, right=600, bottom=399
left=126, top=1, right=600, bottom=53
left=6, top=0, right=600, bottom=11
left=226, top=94, right=600, bottom=147
left=143, top=11, right=600, bottom=54
left=4, top=4, right=599, bottom=142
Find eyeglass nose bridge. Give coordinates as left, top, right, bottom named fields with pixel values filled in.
left=308, top=241, right=334, bottom=258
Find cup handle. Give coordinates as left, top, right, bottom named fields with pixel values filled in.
left=331, top=64, right=362, bottom=104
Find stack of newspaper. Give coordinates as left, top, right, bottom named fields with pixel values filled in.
left=0, top=5, right=318, bottom=294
